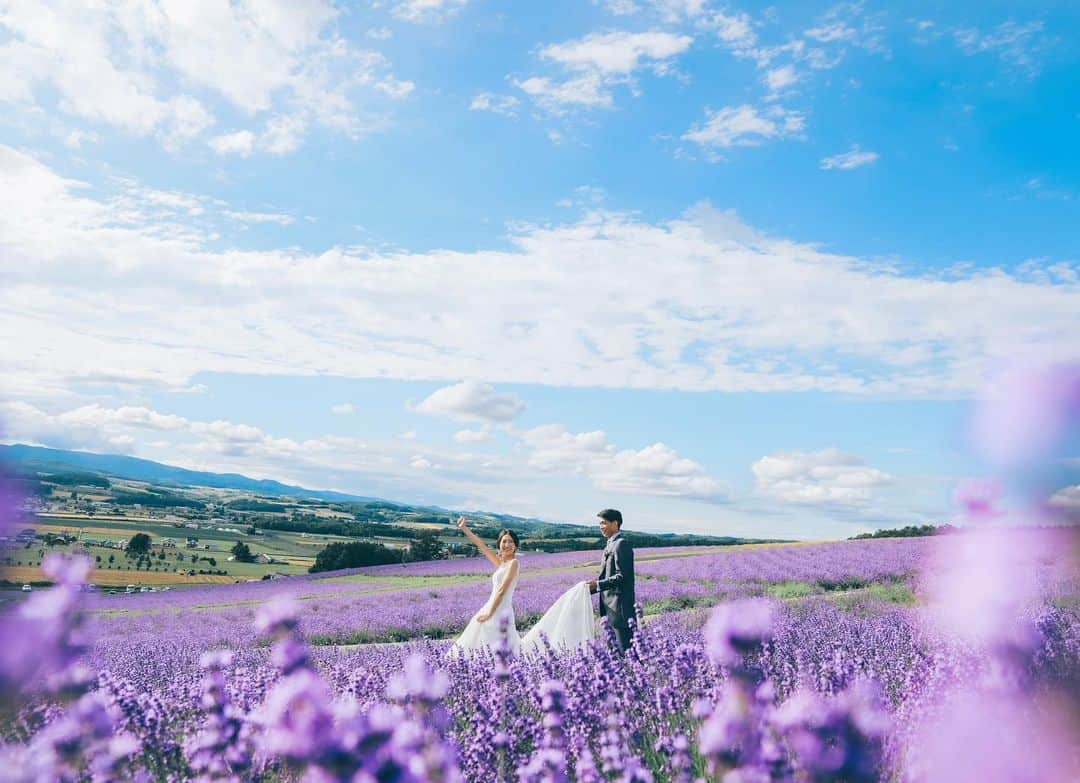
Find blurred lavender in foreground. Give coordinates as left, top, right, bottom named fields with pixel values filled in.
left=0, top=549, right=142, bottom=783
left=970, top=361, right=1080, bottom=473
left=908, top=360, right=1080, bottom=782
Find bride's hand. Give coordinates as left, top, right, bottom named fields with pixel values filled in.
left=475, top=609, right=492, bottom=623
left=455, top=515, right=468, bottom=531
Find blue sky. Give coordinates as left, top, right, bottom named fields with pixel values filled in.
left=0, top=1, right=1077, bottom=537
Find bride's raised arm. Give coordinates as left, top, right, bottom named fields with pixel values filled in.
left=455, top=516, right=501, bottom=567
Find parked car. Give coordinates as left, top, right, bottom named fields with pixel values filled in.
left=139, top=586, right=151, bottom=593
left=125, top=584, right=136, bottom=594
left=21, top=584, right=31, bottom=592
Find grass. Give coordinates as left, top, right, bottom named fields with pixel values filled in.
left=828, top=582, right=917, bottom=609
left=765, top=580, right=826, bottom=600
left=641, top=595, right=720, bottom=615
left=318, top=573, right=485, bottom=588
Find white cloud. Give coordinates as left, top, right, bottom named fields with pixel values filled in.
left=1, top=401, right=186, bottom=452
left=376, top=76, right=416, bottom=100
left=820, top=145, right=880, bottom=170
left=47, top=165, right=295, bottom=242
left=331, top=403, right=355, bottom=415
left=598, top=0, right=639, bottom=15
left=651, top=0, right=709, bottom=22
left=2, top=146, right=1078, bottom=404
left=209, top=130, right=256, bottom=157
left=159, top=95, right=216, bottom=149
left=706, top=11, right=758, bottom=52
left=705, top=3, right=886, bottom=91
left=453, top=427, right=494, bottom=443
left=0, top=0, right=409, bottom=151
left=399, top=430, right=418, bottom=440
left=392, top=0, right=468, bottom=23
left=953, top=20, right=1048, bottom=76
left=469, top=92, right=520, bottom=117
left=223, top=210, right=294, bottom=226
left=764, top=64, right=798, bottom=92
left=683, top=104, right=805, bottom=150
left=805, top=22, right=858, bottom=43
left=557, top=185, right=607, bottom=209
left=63, top=129, right=101, bottom=149
left=2, top=395, right=546, bottom=507
left=514, top=74, right=613, bottom=111
left=752, top=448, right=893, bottom=506
left=259, top=115, right=309, bottom=155
left=415, top=382, right=525, bottom=423
left=515, top=30, right=692, bottom=112
left=521, top=424, right=726, bottom=502
left=1048, top=485, right=1080, bottom=523
left=209, top=114, right=313, bottom=158
left=539, top=31, right=693, bottom=75
left=805, top=3, right=888, bottom=56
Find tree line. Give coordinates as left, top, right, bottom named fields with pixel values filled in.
left=256, top=516, right=418, bottom=539
left=309, top=531, right=468, bottom=572
left=849, top=524, right=956, bottom=540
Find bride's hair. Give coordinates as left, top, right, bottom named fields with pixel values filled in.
left=496, top=528, right=520, bottom=549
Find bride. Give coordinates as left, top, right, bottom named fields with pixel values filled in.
left=448, top=517, right=522, bottom=656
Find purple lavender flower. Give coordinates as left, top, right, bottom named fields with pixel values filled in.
left=387, top=654, right=451, bottom=707
left=40, top=552, right=93, bottom=586
left=186, top=648, right=252, bottom=781
left=771, top=680, right=889, bottom=783
left=950, top=477, right=1002, bottom=522
left=907, top=689, right=1080, bottom=783
left=254, top=595, right=301, bottom=637
left=255, top=668, right=335, bottom=762
left=704, top=599, right=775, bottom=668
left=970, top=360, right=1080, bottom=470
left=572, top=744, right=602, bottom=783
left=517, top=680, right=569, bottom=783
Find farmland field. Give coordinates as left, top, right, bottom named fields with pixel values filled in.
left=0, top=515, right=402, bottom=586
left=4, top=529, right=1078, bottom=781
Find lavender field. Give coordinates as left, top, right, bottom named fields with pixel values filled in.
left=2, top=521, right=1079, bottom=782
left=84, top=538, right=935, bottom=651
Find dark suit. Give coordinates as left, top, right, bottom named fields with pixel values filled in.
left=596, top=532, right=635, bottom=651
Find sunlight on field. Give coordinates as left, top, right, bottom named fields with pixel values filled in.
left=1, top=566, right=236, bottom=586
left=319, top=573, right=485, bottom=588
left=32, top=520, right=160, bottom=538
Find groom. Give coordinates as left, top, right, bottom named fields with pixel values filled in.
left=587, top=508, right=636, bottom=652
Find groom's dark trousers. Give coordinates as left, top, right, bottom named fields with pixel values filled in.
left=594, top=534, right=635, bottom=652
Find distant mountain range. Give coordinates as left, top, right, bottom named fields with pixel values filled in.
left=1, top=443, right=778, bottom=544
left=0, top=443, right=382, bottom=504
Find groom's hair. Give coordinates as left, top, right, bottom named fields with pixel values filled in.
left=597, top=508, right=623, bottom=527
left=496, top=528, right=520, bottom=548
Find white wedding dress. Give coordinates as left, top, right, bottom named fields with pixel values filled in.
left=448, top=559, right=521, bottom=656
left=520, top=582, right=596, bottom=654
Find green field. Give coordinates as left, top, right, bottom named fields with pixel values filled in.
left=4, top=516, right=379, bottom=585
